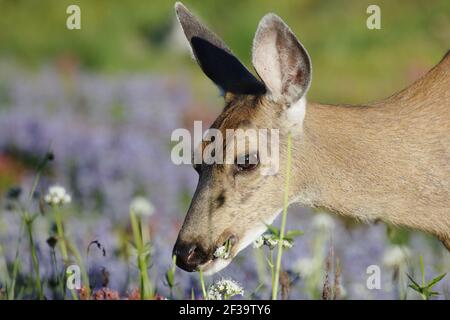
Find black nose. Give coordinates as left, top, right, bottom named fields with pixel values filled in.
left=172, top=241, right=210, bottom=272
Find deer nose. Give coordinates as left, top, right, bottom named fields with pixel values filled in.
left=172, top=241, right=209, bottom=272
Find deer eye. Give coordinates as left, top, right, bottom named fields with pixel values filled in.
left=235, top=153, right=259, bottom=172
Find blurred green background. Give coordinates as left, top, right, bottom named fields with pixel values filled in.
left=0, top=0, right=448, bottom=104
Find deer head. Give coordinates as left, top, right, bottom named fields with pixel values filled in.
left=172, top=2, right=312, bottom=274
left=172, top=3, right=450, bottom=273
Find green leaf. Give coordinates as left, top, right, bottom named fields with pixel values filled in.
left=285, top=230, right=304, bottom=240
left=225, top=238, right=232, bottom=253
left=408, top=284, right=421, bottom=292
left=426, top=273, right=447, bottom=289
left=406, top=273, right=420, bottom=288
left=264, top=224, right=280, bottom=237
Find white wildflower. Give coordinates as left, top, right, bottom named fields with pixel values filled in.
left=44, top=185, right=71, bottom=206
left=312, top=212, right=335, bottom=231
left=265, top=235, right=279, bottom=249
left=207, top=279, right=244, bottom=300
left=253, top=235, right=264, bottom=249
left=382, top=245, right=411, bottom=268
left=253, top=233, right=293, bottom=250
left=130, top=196, right=154, bottom=216
left=213, top=245, right=230, bottom=259
left=281, top=239, right=293, bottom=249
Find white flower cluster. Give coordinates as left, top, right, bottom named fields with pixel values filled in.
left=207, top=279, right=244, bottom=300
left=44, top=185, right=71, bottom=206
left=213, top=245, right=230, bottom=259
left=130, top=196, right=154, bottom=216
left=253, top=233, right=293, bottom=250
left=382, top=245, right=411, bottom=268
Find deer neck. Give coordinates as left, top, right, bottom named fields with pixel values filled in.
left=293, top=101, right=413, bottom=223
left=291, top=102, right=374, bottom=220
left=290, top=94, right=450, bottom=239
left=286, top=54, right=450, bottom=240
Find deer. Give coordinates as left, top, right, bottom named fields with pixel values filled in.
left=172, top=2, right=450, bottom=274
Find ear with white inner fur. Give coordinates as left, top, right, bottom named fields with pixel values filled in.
left=175, top=2, right=266, bottom=95
left=252, top=14, right=312, bottom=104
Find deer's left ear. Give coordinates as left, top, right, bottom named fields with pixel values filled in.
left=175, top=2, right=266, bottom=96
left=252, top=14, right=312, bottom=104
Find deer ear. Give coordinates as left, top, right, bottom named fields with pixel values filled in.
left=252, top=14, right=312, bottom=104
left=175, top=2, right=266, bottom=95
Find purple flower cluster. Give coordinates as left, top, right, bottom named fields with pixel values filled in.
left=0, top=67, right=195, bottom=220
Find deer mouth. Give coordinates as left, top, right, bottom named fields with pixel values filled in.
left=198, top=236, right=237, bottom=275
left=197, top=225, right=270, bottom=275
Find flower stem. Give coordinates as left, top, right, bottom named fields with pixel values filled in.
left=130, top=209, right=152, bottom=299
left=67, top=240, right=89, bottom=298
left=199, top=270, right=207, bottom=300
left=49, top=247, right=60, bottom=294
left=25, top=215, right=44, bottom=300
left=53, top=206, right=78, bottom=300
left=269, top=250, right=275, bottom=295
left=8, top=220, right=25, bottom=300
left=0, top=244, right=10, bottom=291
left=54, top=207, right=69, bottom=261
left=272, top=132, right=292, bottom=300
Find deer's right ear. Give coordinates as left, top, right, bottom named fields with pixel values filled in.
left=175, top=2, right=266, bottom=96
left=252, top=14, right=312, bottom=104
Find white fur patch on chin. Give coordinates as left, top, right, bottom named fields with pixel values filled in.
left=202, top=259, right=232, bottom=276
left=235, top=224, right=267, bottom=254
left=286, top=97, right=306, bottom=134
left=235, top=210, right=282, bottom=255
